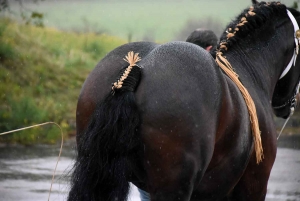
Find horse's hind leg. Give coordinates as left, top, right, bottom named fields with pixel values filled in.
left=229, top=144, right=276, bottom=201
left=142, top=130, right=213, bottom=201
left=145, top=146, right=197, bottom=200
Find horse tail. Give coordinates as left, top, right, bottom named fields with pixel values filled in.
left=68, top=51, right=142, bottom=201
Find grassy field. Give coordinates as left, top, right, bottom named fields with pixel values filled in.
left=0, top=18, right=125, bottom=144
left=9, top=0, right=296, bottom=42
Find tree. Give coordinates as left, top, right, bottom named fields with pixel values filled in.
left=0, top=0, right=8, bottom=12
left=0, top=0, right=45, bottom=27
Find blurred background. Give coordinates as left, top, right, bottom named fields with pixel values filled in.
left=0, top=0, right=299, bottom=200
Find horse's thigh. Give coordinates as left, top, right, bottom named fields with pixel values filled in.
left=143, top=132, right=212, bottom=201
left=146, top=152, right=197, bottom=200
left=229, top=156, right=274, bottom=201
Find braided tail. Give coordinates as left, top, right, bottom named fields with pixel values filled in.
left=68, top=52, right=142, bottom=201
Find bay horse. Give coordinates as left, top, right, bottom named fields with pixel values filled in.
left=68, top=1, right=300, bottom=200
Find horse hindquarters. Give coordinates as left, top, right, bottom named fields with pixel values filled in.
left=68, top=91, right=141, bottom=201
left=134, top=43, right=221, bottom=200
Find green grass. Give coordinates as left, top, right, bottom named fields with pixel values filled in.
left=9, top=0, right=295, bottom=42
left=0, top=18, right=125, bottom=144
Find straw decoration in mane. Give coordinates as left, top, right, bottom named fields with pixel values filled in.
left=68, top=1, right=300, bottom=201
left=216, top=2, right=292, bottom=164
left=216, top=1, right=288, bottom=164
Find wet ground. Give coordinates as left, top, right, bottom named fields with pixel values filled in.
left=0, top=136, right=299, bottom=201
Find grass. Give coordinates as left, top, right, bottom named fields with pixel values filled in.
left=8, top=0, right=295, bottom=42
left=0, top=18, right=125, bottom=144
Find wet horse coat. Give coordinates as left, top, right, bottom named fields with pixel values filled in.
left=68, top=1, right=300, bottom=201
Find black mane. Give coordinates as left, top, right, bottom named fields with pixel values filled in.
left=217, top=1, right=289, bottom=54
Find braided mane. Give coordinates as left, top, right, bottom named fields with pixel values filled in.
left=217, top=1, right=287, bottom=54
left=215, top=1, right=294, bottom=164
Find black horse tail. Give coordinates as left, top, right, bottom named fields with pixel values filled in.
left=68, top=52, right=142, bottom=201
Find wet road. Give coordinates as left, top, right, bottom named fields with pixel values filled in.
left=0, top=136, right=299, bottom=201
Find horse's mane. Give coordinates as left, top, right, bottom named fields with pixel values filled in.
left=215, top=1, right=297, bottom=163
left=217, top=1, right=288, bottom=54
